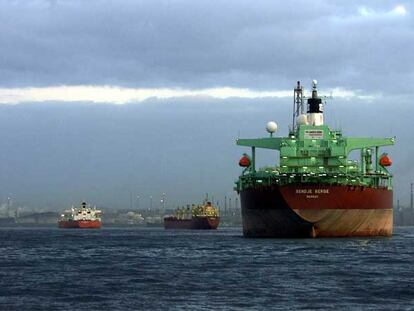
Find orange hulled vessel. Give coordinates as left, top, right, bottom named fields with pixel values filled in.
left=58, top=201, right=102, bottom=229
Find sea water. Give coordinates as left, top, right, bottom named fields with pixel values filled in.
left=0, top=227, right=413, bottom=310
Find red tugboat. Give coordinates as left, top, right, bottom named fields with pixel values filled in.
left=164, top=201, right=220, bottom=230
left=58, top=201, right=102, bottom=229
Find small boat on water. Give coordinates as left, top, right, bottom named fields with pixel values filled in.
left=164, top=201, right=220, bottom=230
left=58, top=201, right=102, bottom=229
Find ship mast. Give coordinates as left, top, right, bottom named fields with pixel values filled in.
left=292, top=81, right=303, bottom=132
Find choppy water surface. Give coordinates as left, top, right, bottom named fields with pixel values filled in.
left=0, top=227, right=413, bottom=310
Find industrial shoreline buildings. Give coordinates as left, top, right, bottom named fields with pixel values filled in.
left=0, top=185, right=412, bottom=227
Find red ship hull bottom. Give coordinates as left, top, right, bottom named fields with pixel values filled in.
left=164, top=217, right=219, bottom=230
left=58, top=220, right=101, bottom=229
left=241, top=184, right=392, bottom=238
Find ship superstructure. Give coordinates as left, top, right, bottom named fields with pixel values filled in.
left=164, top=201, right=220, bottom=230
left=235, top=80, right=395, bottom=238
left=58, top=201, right=102, bottom=229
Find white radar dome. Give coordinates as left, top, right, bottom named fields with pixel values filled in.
left=266, top=121, right=278, bottom=134
left=296, top=114, right=308, bottom=125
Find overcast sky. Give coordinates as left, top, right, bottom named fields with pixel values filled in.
left=0, top=0, right=412, bottom=100
left=0, top=1, right=412, bottom=210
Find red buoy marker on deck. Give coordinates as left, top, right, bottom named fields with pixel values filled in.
left=379, top=154, right=392, bottom=167
left=239, top=155, right=251, bottom=167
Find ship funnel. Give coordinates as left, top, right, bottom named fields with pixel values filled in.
left=307, top=80, right=324, bottom=126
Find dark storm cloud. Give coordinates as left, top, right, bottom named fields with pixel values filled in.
left=0, top=0, right=413, bottom=93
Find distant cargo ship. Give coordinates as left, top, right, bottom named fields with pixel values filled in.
left=164, top=201, right=220, bottom=229
left=235, top=80, right=395, bottom=238
left=58, top=201, right=102, bottom=229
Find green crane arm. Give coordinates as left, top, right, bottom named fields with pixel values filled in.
left=345, top=137, right=395, bottom=153
left=236, top=137, right=283, bottom=150
left=236, top=137, right=395, bottom=154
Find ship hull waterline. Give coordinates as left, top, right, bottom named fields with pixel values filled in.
left=240, top=184, right=392, bottom=238
left=164, top=217, right=220, bottom=230
left=58, top=220, right=102, bottom=229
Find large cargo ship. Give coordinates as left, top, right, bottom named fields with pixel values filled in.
left=58, top=201, right=102, bottom=229
left=164, top=201, right=220, bottom=229
left=235, top=80, right=395, bottom=238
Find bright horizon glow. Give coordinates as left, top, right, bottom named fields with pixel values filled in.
left=358, top=5, right=407, bottom=17
left=393, top=5, right=407, bottom=16
left=0, top=85, right=376, bottom=105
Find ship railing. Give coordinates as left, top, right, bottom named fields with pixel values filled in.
left=239, top=170, right=392, bottom=189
